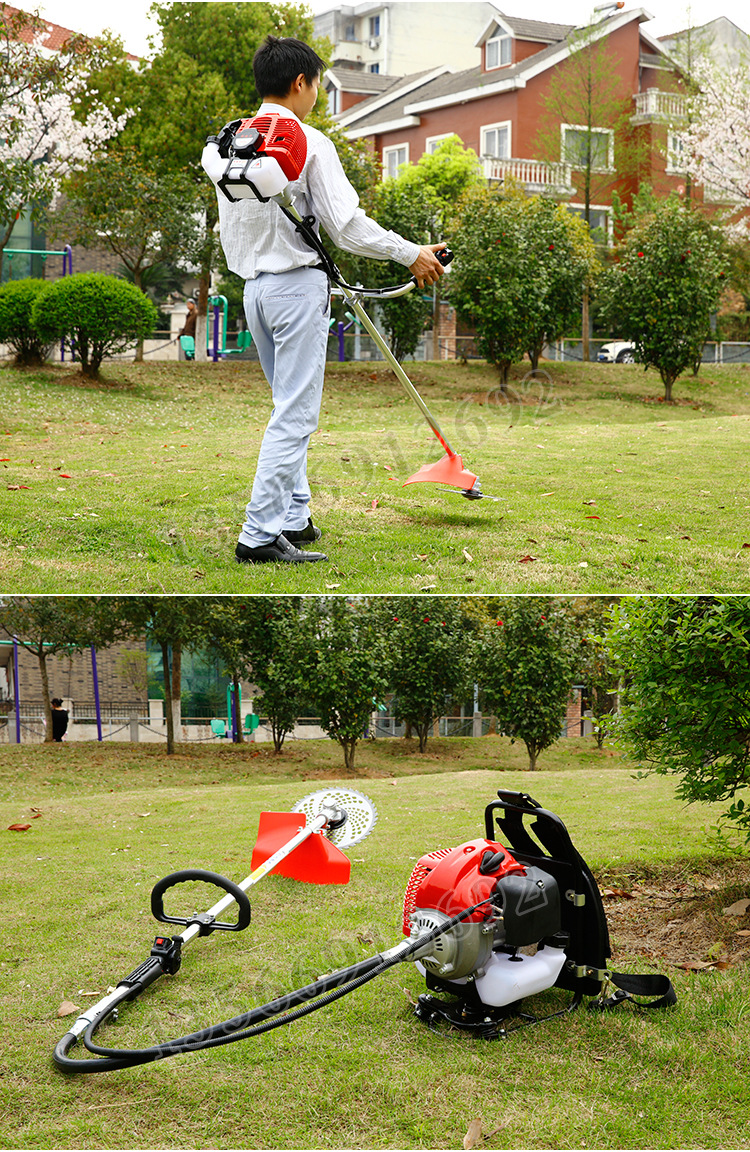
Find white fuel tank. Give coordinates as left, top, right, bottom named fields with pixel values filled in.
left=474, top=945, right=567, bottom=1008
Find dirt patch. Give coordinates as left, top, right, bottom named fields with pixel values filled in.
left=597, top=858, right=750, bottom=971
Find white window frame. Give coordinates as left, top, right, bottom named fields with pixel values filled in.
left=568, top=203, right=611, bottom=244
left=485, top=32, right=512, bottom=69
left=480, top=120, right=512, bottom=160
left=666, top=129, right=686, bottom=174
left=383, top=142, right=409, bottom=180
left=561, top=123, right=614, bottom=172
left=425, top=133, right=454, bottom=155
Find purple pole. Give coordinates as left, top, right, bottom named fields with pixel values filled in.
left=338, top=321, right=345, bottom=362
left=212, top=304, right=220, bottom=362
left=13, top=637, right=20, bottom=744
left=91, top=646, right=103, bottom=742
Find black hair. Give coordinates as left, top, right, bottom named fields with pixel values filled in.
left=51, top=698, right=63, bottom=707
left=253, top=35, right=326, bottom=99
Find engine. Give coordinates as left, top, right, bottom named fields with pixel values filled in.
left=403, top=838, right=568, bottom=1009
left=202, top=113, right=308, bottom=204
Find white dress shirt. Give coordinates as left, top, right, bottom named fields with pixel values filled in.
left=215, top=102, right=421, bottom=280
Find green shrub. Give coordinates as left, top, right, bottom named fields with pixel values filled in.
left=31, top=272, right=158, bottom=379
left=0, top=278, right=55, bottom=366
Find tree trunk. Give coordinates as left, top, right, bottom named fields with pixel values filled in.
left=272, top=721, right=286, bottom=754
left=171, top=641, right=182, bottom=733
left=417, top=721, right=429, bottom=753
left=232, top=678, right=244, bottom=743
left=161, top=641, right=175, bottom=755
left=581, top=285, right=590, bottom=363
left=195, top=269, right=210, bottom=362
left=340, top=735, right=358, bottom=772
left=526, top=741, right=538, bottom=771
left=38, top=651, right=53, bottom=743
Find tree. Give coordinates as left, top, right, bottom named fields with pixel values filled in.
left=112, top=597, right=210, bottom=754
left=534, top=20, right=640, bottom=361
left=599, top=196, right=728, bottom=400
left=31, top=273, right=158, bottom=380
left=56, top=150, right=202, bottom=359
left=562, top=596, right=620, bottom=749
left=606, top=597, right=750, bottom=842
left=0, top=5, right=126, bottom=278
left=368, top=137, right=484, bottom=360
left=203, top=597, right=307, bottom=751
left=302, top=598, right=392, bottom=773
left=682, top=61, right=750, bottom=233
left=476, top=598, right=578, bottom=771
left=377, top=597, right=475, bottom=752
left=0, top=597, right=124, bottom=742
left=449, top=186, right=596, bottom=385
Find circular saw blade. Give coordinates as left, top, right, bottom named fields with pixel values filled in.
left=291, top=787, right=378, bottom=850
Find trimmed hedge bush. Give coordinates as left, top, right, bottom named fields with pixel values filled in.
left=0, top=278, right=55, bottom=366
left=31, top=272, right=159, bottom=378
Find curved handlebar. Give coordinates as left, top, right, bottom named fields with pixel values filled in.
left=151, top=869, right=252, bottom=936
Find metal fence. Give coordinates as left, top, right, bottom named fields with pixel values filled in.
left=550, top=339, right=750, bottom=365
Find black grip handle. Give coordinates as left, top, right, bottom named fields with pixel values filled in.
left=150, top=869, right=251, bottom=935
left=436, top=246, right=454, bottom=267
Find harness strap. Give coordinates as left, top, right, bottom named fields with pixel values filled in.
left=590, top=970, right=677, bottom=1011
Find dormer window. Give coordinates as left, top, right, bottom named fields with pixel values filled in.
left=486, top=32, right=512, bottom=69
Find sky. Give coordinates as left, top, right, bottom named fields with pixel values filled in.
left=22, top=0, right=750, bottom=59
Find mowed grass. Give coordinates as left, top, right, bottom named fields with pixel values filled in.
left=1, top=356, right=749, bottom=593
left=0, top=740, right=748, bottom=1150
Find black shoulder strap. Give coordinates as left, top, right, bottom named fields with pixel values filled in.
left=590, top=970, right=677, bottom=1011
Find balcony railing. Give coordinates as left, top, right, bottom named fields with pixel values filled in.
left=482, top=157, right=575, bottom=197
left=631, top=88, right=687, bottom=124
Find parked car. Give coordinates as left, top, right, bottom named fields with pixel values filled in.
left=598, top=341, right=636, bottom=363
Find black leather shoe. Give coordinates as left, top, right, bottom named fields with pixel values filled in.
left=283, top=517, right=322, bottom=545
left=235, top=535, right=327, bottom=565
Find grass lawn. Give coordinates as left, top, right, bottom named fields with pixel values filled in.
left=1, top=357, right=749, bottom=593
left=1, top=740, right=748, bottom=1149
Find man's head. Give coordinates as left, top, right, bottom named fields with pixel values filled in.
left=253, top=35, right=326, bottom=119
left=51, top=698, right=63, bottom=708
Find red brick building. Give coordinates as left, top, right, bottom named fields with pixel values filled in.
left=330, top=6, right=690, bottom=239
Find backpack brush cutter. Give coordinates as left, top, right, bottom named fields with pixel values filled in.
left=201, top=113, right=499, bottom=502
left=53, top=789, right=675, bottom=1074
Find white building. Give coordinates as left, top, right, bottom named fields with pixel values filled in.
left=314, top=1, right=497, bottom=76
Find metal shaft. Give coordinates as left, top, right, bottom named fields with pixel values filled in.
left=342, top=290, right=458, bottom=458
left=178, top=813, right=328, bottom=944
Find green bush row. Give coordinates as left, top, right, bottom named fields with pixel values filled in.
left=0, top=273, right=158, bottom=378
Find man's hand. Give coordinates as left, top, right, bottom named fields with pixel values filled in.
left=409, top=243, right=448, bottom=288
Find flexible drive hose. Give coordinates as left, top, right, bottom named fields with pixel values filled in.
left=53, top=898, right=492, bottom=1073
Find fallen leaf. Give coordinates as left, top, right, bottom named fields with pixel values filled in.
left=736, top=930, right=750, bottom=937
left=518, top=554, right=537, bottom=563
left=57, top=1001, right=80, bottom=1018
left=583, top=499, right=596, bottom=505
left=420, top=584, right=437, bottom=590
left=402, top=986, right=417, bottom=1005
left=463, top=1119, right=483, bottom=1150
left=602, top=887, right=635, bottom=899
left=462, top=548, right=473, bottom=562
left=370, top=498, right=379, bottom=509
left=621, top=561, right=632, bottom=569
left=388, top=780, right=397, bottom=786
left=30, top=812, right=42, bottom=819
left=325, top=583, right=341, bottom=589
left=7, top=485, right=30, bottom=491
left=614, top=468, right=623, bottom=473
left=8, top=823, right=31, bottom=832
left=585, top=515, right=601, bottom=520
left=59, top=473, right=72, bottom=479
left=540, top=491, right=555, bottom=496
left=723, top=898, right=750, bottom=917
left=742, top=543, right=750, bottom=550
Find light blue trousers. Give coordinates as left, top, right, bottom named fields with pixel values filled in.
left=238, top=267, right=330, bottom=548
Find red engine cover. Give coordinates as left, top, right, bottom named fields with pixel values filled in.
left=237, top=113, right=308, bottom=181
left=402, top=839, right=525, bottom=935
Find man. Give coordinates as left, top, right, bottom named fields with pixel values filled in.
left=206, top=35, right=446, bottom=565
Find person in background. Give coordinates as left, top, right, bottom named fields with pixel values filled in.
left=50, top=698, right=68, bottom=742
